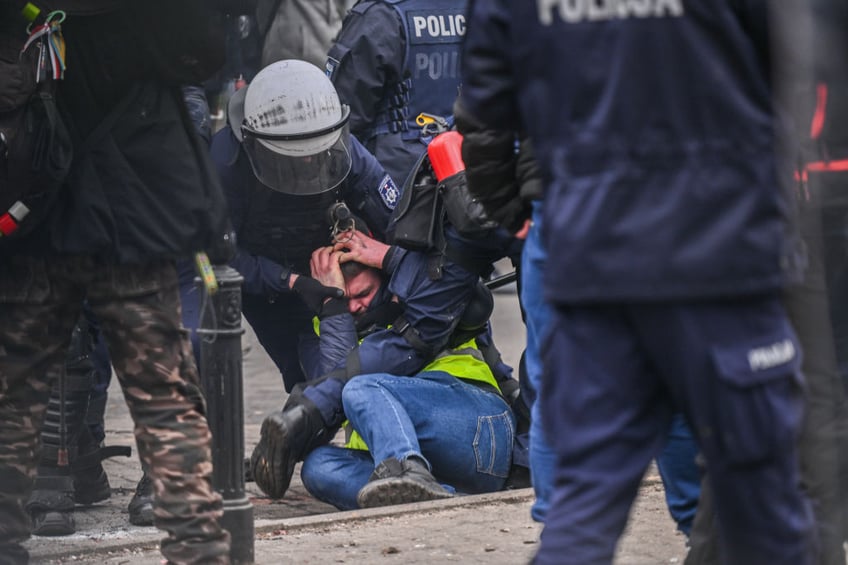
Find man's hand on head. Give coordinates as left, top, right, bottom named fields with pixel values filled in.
left=309, top=246, right=346, bottom=291
left=333, top=230, right=390, bottom=269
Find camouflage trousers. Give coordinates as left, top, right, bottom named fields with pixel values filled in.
left=0, top=255, right=230, bottom=565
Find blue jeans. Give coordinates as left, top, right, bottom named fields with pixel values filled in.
left=525, top=201, right=700, bottom=528
left=656, top=413, right=700, bottom=536
left=301, top=370, right=515, bottom=510
left=521, top=202, right=557, bottom=523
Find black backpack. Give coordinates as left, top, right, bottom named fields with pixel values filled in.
left=0, top=0, right=233, bottom=248
left=0, top=11, right=72, bottom=246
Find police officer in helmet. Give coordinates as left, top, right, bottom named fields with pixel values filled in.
left=200, top=59, right=401, bottom=393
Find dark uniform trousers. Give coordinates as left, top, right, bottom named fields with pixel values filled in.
left=0, top=256, right=230, bottom=565
left=686, top=172, right=848, bottom=565
left=538, top=295, right=817, bottom=565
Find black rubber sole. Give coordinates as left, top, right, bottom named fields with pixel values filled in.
left=356, top=477, right=454, bottom=509
left=250, top=414, right=296, bottom=499
left=128, top=495, right=154, bottom=527
left=31, top=511, right=75, bottom=536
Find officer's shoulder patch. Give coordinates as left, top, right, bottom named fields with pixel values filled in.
left=377, top=174, right=400, bottom=210
left=325, top=57, right=339, bottom=78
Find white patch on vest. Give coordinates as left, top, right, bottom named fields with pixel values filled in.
left=747, top=339, right=795, bottom=372
left=411, top=14, right=466, bottom=38
left=378, top=175, right=400, bottom=210
left=537, top=0, right=684, bottom=26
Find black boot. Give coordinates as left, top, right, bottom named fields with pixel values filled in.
left=250, top=396, right=330, bottom=499
left=27, top=318, right=130, bottom=536
left=27, top=470, right=76, bottom=536
left=74, top=379, right=112, bottom=505
left=71, top=428, right=113, bottom=506
left=27, top=323, right=93, bottom=537
left=128, top=472, right=154, bottom=526
left=356, top=456, right=454, bottom=508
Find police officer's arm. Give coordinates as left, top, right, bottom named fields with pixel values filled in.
left=455, top=101, right=531, bottom=234
left=334, top=228, right=392, bottom=271
left=210, top=127, right=293, bottom=296
left=453, top=0, right=533, bottom=234
left=333, top=233, right=479, bottom=377
left=326, top=2, right=405, bottom=133
left=459, top=0, right=519, bottom=129
left=357, top=255, right=478, bottom=376
left=229, top=250, right=292, bottom=296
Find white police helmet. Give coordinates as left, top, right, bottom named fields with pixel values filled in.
left=236, top=59, right=352, bottom=195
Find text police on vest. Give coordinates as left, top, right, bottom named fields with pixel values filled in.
left=412, top=14, right=466, bottom=38
left=414, top=51, right=460, bottom=80
left=537, top=0, right=684, bottom=25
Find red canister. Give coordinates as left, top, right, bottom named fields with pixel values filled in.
left=427, top=131, right=466, bottom=181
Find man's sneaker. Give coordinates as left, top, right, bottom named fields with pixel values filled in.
left=251, top=401, right=328, bottom=499
left=128, top=473, right=154, bottom=526
left=356, top=457, right=454, bottom=509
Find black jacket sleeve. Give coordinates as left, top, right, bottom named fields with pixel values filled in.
left=455, top=97, right=540, bottom=234
left=453, top=0, right=536, bottom=233
left=326, top=1, right=405, bottom=134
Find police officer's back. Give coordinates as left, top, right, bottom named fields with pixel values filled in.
left=326, top=0, right=467, bottom=186
left=460, top=1, right=816, bottom=564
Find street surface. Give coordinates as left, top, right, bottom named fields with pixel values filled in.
left=26, top=273, right=690, bottom=564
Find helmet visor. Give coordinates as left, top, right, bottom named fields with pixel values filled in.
left=243, top=122, right=352, bottom=195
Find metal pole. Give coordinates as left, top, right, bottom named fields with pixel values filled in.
left=486, top=269, right=518, bottom=291
left=197, top=265, right=254, bottom=564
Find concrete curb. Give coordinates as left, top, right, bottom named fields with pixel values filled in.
left=30, top=489, right=536, bottom=561
left=254, top=488, right=536, bottom=537
left=31, top=475, right=665, bottom=561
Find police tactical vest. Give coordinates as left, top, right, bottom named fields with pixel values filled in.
left=370, top=0, right=466, bottom=141
left=239, top=180, right=341, bottom=274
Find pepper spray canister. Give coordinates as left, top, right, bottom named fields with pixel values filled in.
left=427, top=131, right=466, bottom=182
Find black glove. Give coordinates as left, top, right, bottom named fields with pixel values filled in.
left=292, top=276, right=346, bottom=316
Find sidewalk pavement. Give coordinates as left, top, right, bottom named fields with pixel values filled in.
left=23, top=291, right=688, bottom=564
